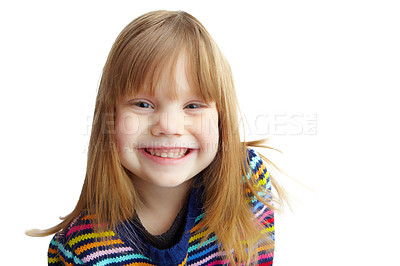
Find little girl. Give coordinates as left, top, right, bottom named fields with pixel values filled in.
left=28, top=10, right=286, bottom=265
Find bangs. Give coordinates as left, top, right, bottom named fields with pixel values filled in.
left=109, top=11, right=222, bottom=104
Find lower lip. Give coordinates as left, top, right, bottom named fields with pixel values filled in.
left=138, top=148, right=197, bottom=165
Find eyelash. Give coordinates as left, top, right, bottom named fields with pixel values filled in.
left=132, top=101, right=203, bottom=109
left=186, top=103, right=201, bottom=109
left=134, top=102, right=152, bottom=109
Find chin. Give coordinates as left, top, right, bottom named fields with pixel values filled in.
left=149, top=175, right=190, bottom=188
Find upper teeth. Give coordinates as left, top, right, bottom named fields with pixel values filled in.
left=145, top=148, right=188, bottom=158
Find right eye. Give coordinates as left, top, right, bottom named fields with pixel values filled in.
left=134, top=101, right=152, bottom=109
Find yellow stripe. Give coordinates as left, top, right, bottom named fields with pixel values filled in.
left=261, top=226, right=274, bottom=234
left=253, top=163, right=266, bottom=181
left=178, top=254, right=188, bottom=266
left=189, top=230, right=207, bottom=243
left=68, top=231, right=115, bottom=247
left=48, top=257, right=61, bottom=264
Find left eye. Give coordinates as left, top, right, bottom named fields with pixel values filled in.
left=135, top=102, right=152, bottom=108
left=185, top=103, right=201, bottom=109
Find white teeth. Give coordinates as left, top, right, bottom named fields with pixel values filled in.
left=145, top=148, right=188, bottom=158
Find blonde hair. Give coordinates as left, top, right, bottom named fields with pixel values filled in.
left=27, top=10, right=287, bottom=265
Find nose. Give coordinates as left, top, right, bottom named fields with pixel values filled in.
left=150, top=108, right=185, bottom=136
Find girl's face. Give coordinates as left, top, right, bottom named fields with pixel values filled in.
left=115, top=54, right=219, bottom=189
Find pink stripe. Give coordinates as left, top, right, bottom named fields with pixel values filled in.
left=258, top=252, right=274, bottom=260
left=258, top=262, right=273, bottom=266
left=258, top=210, right=273, bottom=222
left=82, top=246, right=134, bottom=263
left=66, top=223, right=95, bottom=237
left=255, top=205, right=267, bottom=218
left=65, top=214, right=81, bottom=232
left=207, top=259, right=231, bottom=266
left=188, top=251, right=273, bottom=265
left=189, top=251, right=226, bottom=266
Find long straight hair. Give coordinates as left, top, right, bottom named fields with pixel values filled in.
left=27, top=10, right=287, bottom=265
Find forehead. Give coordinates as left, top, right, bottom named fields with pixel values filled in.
left=132, top=81, right=199, bottom=102
left=123, top=52, right=204, bottom=101
left=154, top=54, right=195, bottom=99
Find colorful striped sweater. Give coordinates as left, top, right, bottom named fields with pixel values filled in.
left=48, top=148, right=274, bottom=265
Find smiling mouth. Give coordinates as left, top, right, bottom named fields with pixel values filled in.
left=143, top=148, right=191, bottom=158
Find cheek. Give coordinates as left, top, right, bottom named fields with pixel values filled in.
left=116, top=112, right=140, bottom=134
left=195, top=113, right=219, bottom=153
left=115, top=113, right=144, bottom=150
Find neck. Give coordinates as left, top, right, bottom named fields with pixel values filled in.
left=131, top=177, right=193, bottom=235
left=135, top=179, right=192, bottom=212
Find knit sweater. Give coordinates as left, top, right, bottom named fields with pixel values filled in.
left=48, top=148, right=274, bottom=265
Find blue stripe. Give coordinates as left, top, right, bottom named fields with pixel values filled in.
left=94, top=253, right=151, bottom=266
left=188, top=236, right=217, bottom=253
left=195, top=213, right=205, bottom=223
left=187, top=243, right=220, bottom=262
left=51, top=239, right=84, bottom=264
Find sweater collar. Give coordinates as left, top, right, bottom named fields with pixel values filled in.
left=118, top=182, right=204, bottom=265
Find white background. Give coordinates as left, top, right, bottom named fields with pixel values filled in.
left=1, top=0, right=399, bottom=265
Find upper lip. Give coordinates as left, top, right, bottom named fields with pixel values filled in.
left=137, top=145, right=198, bottom=150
